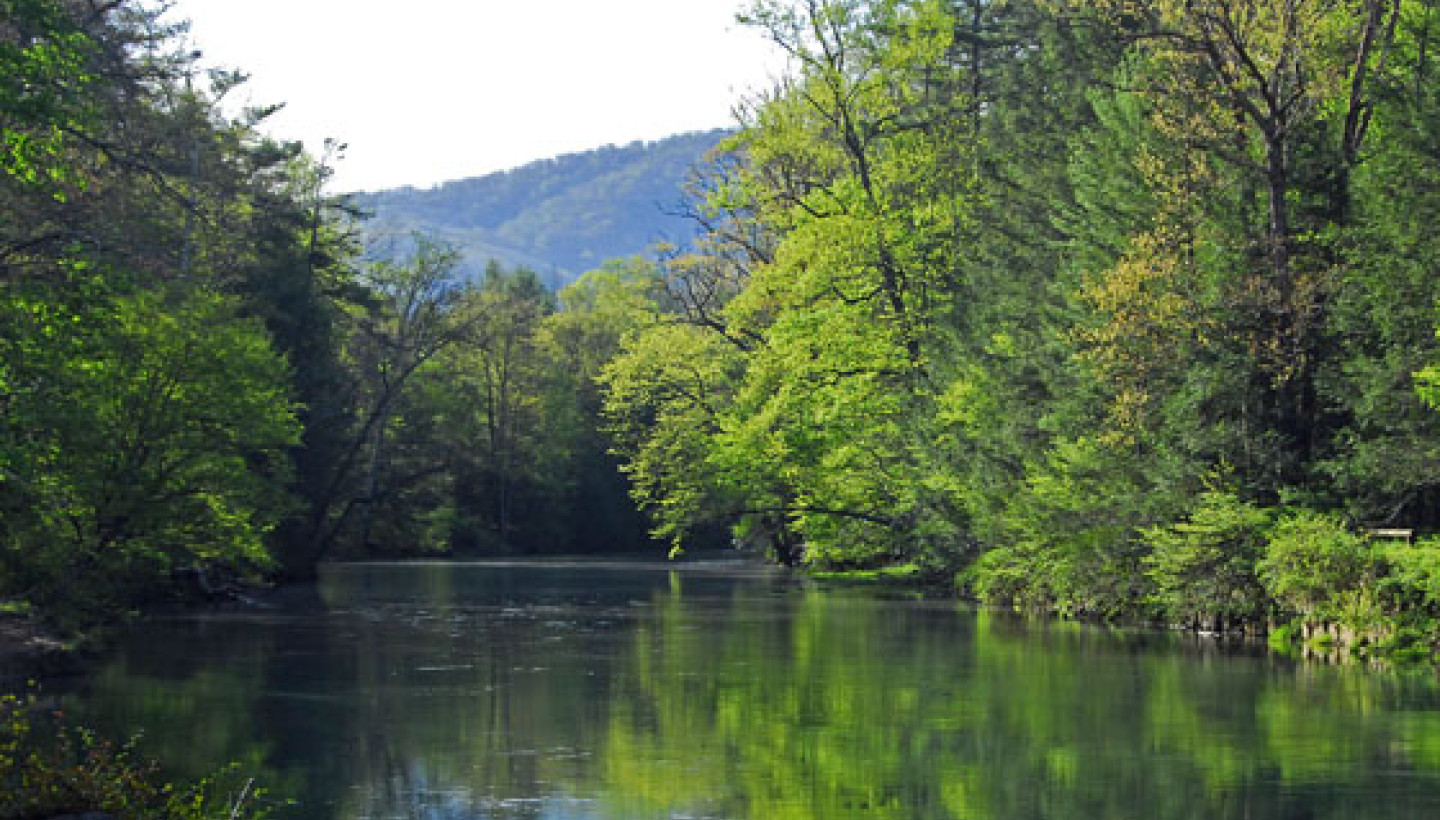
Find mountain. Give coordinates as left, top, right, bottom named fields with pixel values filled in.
left=353, top=130, right=729, bottom=289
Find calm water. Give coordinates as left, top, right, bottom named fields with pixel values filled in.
left=51, top=559, right=1440, bottom=820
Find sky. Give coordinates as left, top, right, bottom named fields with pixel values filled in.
left=164, top=0, right=787, bottom=193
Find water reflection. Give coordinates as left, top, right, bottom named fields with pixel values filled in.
left=57, top=560, right=1440, bottom=820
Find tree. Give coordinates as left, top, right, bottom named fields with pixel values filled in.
left=1, top=0, right=364, bottom=622
left=1055, top=0, right=1407, bottom=487
left=538, top=259, right=664, bottom=552
left=299, top=235, right=472, bottom=561
left=597, top=0, right=981, bottom=567
left=0, top=285, right=298, bottom=623
left=443, top=264, right=557, bottom=551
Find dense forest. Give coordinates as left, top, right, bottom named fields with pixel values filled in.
left=588, top=0, right=1440, bottom=659
left=0, top=0, right=649, bottom=636
left=357, top=130, right=728, bottom=288
left=5, top=0, right=1440, bottom=666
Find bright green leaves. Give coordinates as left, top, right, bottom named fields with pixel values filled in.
left=1143, top=491, right=1273, bottom=626
left=601, top=320, right=745, bottom=550
left=1258, top=510, right=1374, bottom=625
left=1421, top=356, right=1440, bottom=409
left=1, top=0, right=378, bottom=626
left=0, top=285, right=299, bottom=622
left=0, top=0, right=98, bottom=198
left=597, top=0, right=977, bottom=568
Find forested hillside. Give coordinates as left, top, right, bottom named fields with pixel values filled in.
left=355, top=131, right=727, bottom=287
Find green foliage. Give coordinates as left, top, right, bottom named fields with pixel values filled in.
left=1141, top=492, right=1273, bottom=625
left=442, top=263, right=559, bottom=552
left=1420, top=359, right=1440, bottom=410
left=1, top=0, right=362, bottom=617
left=601, top=320, right=745, bottom=549
left=0, top=285, right=299, bottom=624
left=0, top=0, right=98, bottom=198
left=599, top=0, right=979, bottom=568
left=0, top=691, right=270, bottom=820
left=1259, top=517, right=1440, bottom=659
left=12, top=0, right=1440, bottom=665
left=324, top=250, right=655, bottom=559
left=962, top=545, right=1045, bottom=610
left=1321, top=2, right=1440, bottom=523
left=1376, top=537, right=1440, bottom=624
left=1258, top=510, right=1374, bottom=624
left=539, top=260, right=664, bottom=550
left=583, top=1, right=1440, bottom=652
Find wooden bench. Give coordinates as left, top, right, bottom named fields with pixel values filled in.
left=1367, top=528, right=1415, bottom=544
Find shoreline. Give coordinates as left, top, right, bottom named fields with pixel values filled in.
left=0, top=613, right=81, bottom=683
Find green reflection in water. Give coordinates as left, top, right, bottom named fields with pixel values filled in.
left=51, top=562, right=1440, bottom=820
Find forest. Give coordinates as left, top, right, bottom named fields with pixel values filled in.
left=5, top=0, right=1440, bottom=667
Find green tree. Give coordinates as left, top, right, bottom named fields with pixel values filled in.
left=0, top=285, right=298, bottom=624
left=444, top=263, right=558, bottom=551
left=1, top=0, right=363, bottom=622
left=306, top=236, right=472, bottom=559
left=540, top=258, right=666, bottom=552
left=603, top=0, right=979, bottom=567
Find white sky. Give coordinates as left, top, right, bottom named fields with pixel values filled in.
left=164, top=0, right=786, bottom=193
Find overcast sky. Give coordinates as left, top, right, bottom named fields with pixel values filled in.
left=164, top=0, right=786, bottom=192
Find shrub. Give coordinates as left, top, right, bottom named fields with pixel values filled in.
left=961, top=545, right=1036, bottom=609
left=1377, top=537, right=1440, bottom=616
left=1257, top=509, right=1374, bottom=625
left=1142, top=491, right=1271, bottom=627
left=0, top=692, right=270, bottom=820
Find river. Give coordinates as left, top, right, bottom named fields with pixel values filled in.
left=48, top=559, right=1440, bottom=819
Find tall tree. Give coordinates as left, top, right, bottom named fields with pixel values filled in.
left=2, top=0, right=360, bottom=622
left=299, top=236, right=471, bottom=562
left=446, top=264, right=557, bottom=551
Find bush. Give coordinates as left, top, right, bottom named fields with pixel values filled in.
left=1142, top=491, right=1271, bottom=627
left=961, top=545, right=1036, bottom=609
left=1377, top=537, right=1440, bottom=615
left=1258, top=516, right=1440, bottom=661
left=1257, top=509, right=1374, bottom=624
left=0, top=692, right=270, bottom=820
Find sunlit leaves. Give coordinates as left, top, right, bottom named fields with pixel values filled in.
left=0, top=285, right=299, bottom=621
left=601, top=321, right=745, bottom=548
left=0, top=0, right=98, bottom=198
left=594, top=0, right=978, bottom=566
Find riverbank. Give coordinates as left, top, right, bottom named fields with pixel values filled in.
left=0, top=613, right=79, bottom=682
left=806, top=556, right=1440, bottom=667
